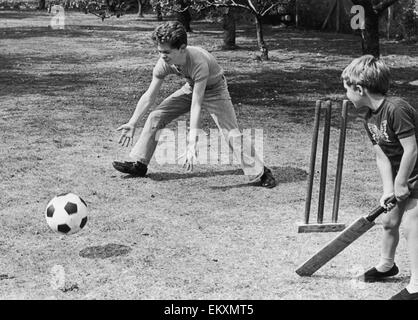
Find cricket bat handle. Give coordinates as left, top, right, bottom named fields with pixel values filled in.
left=366, top=195, right=396, bottom=222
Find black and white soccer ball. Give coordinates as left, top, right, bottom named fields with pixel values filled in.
left=45, top=193, right=88, bottom=235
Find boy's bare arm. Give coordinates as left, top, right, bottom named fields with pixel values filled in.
left=116, top=76, right=163, bottom=147
left=188, top=78, right=208, bottom=146
left=396, top=136, right=418, bottom=198
left=181, top=78, right=207, bottom=172
left=374, top=144, right=394, bottom=194
left=128, top=76, right=164, bottom=126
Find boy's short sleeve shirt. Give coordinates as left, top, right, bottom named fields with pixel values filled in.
left=364, top=97, right=418, bottom=173
left=152, top=46, right=223, bottom=87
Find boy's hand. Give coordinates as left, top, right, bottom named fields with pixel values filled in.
left=116, top=123, right=136, bottom=147
left=179, top=144, right=198, bottom=172
left=394, top=179, right=410, bottom=202
left=380, top=193, right=396, bottom=211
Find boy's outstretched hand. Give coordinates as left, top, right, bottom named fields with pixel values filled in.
left=117, top=123, right=136, bottom=147
left=179, top=145, right=198, bottom=172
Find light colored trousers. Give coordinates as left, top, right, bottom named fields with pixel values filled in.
left=130, top=77, right=264, bottom=179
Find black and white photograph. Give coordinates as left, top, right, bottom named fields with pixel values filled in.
left=1, top=0, right=418, bottom=307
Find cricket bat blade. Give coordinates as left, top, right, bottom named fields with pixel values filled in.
left=295, top=177, right=418, bottom=277
left=295, top=217, right=375, bottom=276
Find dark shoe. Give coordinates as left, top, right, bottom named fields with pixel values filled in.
left=389, top=288, right=418, bottom=300
left=260, top=167, right=276, bottom=188
left=112, top=161, right=147, bottom=177
left=359, top=264, right=399, bottom=282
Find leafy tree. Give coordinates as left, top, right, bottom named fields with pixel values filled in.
left=151, top=0, right=193, bottom=29
left=80, top=0, right=127, bottom=21
left=152, top=0, right=291, bottom=60
left=395, top=0, right=417, bottom=42
left=208, top=0, right=292, bottom=60
left=155, top=2, right=164, bottom=20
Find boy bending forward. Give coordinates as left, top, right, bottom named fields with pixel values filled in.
left=113, top=21, right=276, bottom=188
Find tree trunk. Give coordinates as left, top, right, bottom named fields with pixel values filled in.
left=137, top=0, right=144, bottom=17
left=38, top=0, right=46, bottom=10
left=177, top=10, right=192, bottom=32
left=222, top=8, right=237, bottom=50
left=361, top=3, right=380, bottom=57
left=255, top=15, right=269, bottom=60
left=386, top=6, right=393, bottom=39
left=155, top=4, right=163, bottom=21
left=295, top=0, right=299, bottom=27
left=351, top=0, right=400, bottom=57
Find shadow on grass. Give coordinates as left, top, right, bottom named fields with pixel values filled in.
left=208, top=165, right=308, bottom=190
left=227, top=66, right=418, bottom=125
left=229, top=66, right=418, bottom=101
left=79, top=243, right=132, bottom=259
left=227, top=67, right=349, bottom=126
left=192, top=22, right=362, bottom=56
left=199, top=22, right=418, bottom=59
left=308, top=273, right=409, bottom=283
left=0, top=25, right=155, bottom=40
left=72, top=24, right=156, bottom=32
left=0, top=26, right=92, bottom=39
left=0, top=10, right=37, bottom=20
left=0, top=69, right=98, bottom=97
left=127, top=168, right=243, bottom=181
left=124, top=166, right=307, bottom=188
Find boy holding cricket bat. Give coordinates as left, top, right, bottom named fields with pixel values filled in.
left=342, top=55, right=418, bottom=300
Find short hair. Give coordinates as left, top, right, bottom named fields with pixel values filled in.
left=151, top=21, right=187, bottom=49
left=341, top=55, right=391, bottom=95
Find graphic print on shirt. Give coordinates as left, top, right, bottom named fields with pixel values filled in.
left=367, top=120, right=391, bottom=144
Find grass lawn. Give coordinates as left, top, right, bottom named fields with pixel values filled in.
left=1, top=9, right=418, bottom=300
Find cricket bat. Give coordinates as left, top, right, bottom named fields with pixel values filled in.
left=295, top=195, right=396, bottom=277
